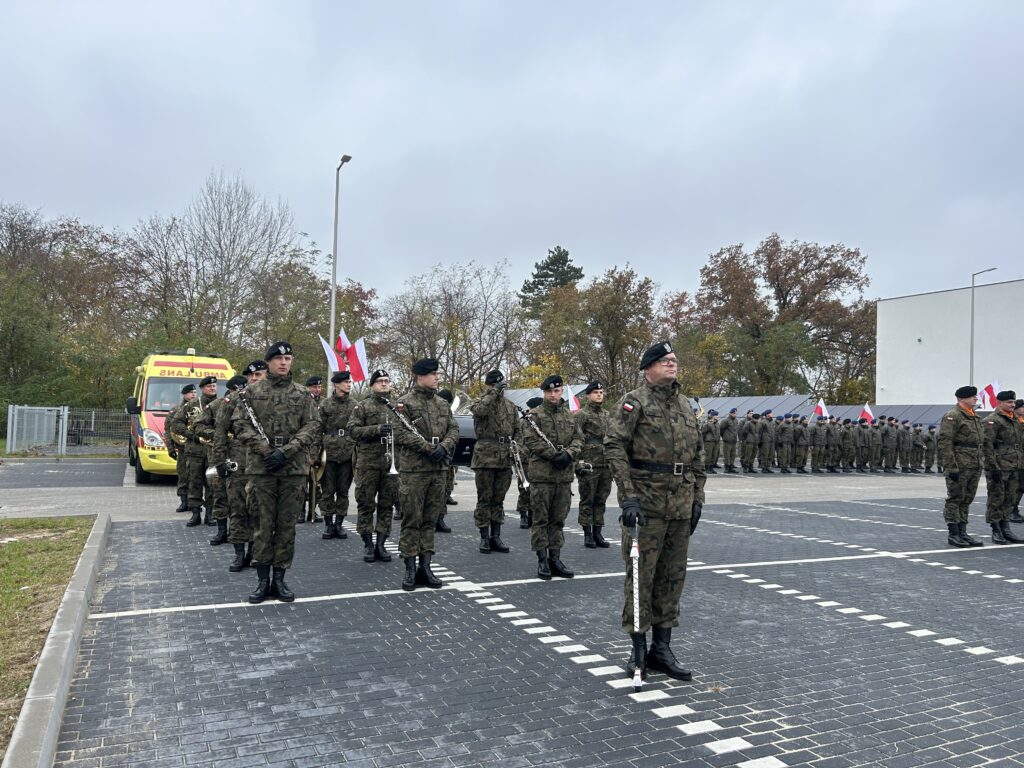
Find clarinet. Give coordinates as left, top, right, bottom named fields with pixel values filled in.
left=380, top=397, right=433, bottom=451
left=513, top=403, right=559, bottom=454
left=236, top=390, right=271, bottom=446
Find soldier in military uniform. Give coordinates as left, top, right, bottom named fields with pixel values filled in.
left=740, top=411, right=759, bottom=473
left=898, top=419, right=913, bottom=472
left=232, top=342, right=320, bottom=603
left=165, top=384, right=197, bottom=512
left=171, top=375, right=218, bottom=527
left=210, top=375, right=253, bottom=572
left=349, top=369, right=399, bottom=563
left=756, top=410, right=774, bottom=473
left=306, top=376, right=323, bottom=404
left=983, top=390, right=1024, bottom=544
left=606, top=341, right=705, bottom=682
left=1012, top=399, right=1024, bottom=523
left=700, top=411, right=720, bottom=473
left=791, top=415, right=808, bottom=473
left=938, top=386, right=986, bottom=548
left=318, top=371, right=355, bottom=539
left=776, top=414, right=793, bottom=473
left=244, top=359, right=268, bottom=384
left=469, top=370, right=517, bottom=554
left=436, top=388, right=457, bottom=531
left=194, top=377, right=233, bottom=545
left=855, top=418, right=870, bottom=473
left=923, top=424, right=938, bottom=473
left=719, top=408, right=740, bottom=473
left=809, top=415, right=825, bottom=473
left=394, top=358, right=460, bottom=591
left=576, top=381, right=612, bottom=548
left=911, top=424, right=925, bottom=471
left=523, top=375, right=584, bottom=580
left=302, top=374, right=326, bottom=524
left=880, top=416, right=896, bottom=472
left=517, top=396, right=543, bottom=528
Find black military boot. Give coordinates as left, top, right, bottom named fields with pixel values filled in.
left=947, top=523, right=970, bottom=548
left=204, top=507, right=216, bottom=526
left=924, top=468, right=934, bottom=474
left=322, top=515, right=335, bottom=540
left=593, top=526, right=610, bottom=548
left=991, top=523, right=1009, bottom=545
left=272, top=567, right=294, bottom=602
left=762, top=467, right=773, bottom=474
left=797, top=467, right=808, bottom=474
left=175, top=492, right=189, bottom=513
left=228, top=543, right=247, bottom=572
left=243, top=541, right=253, bottom=568
left=248, top=565, right=272, bottom=603
left=536, top=549, right=551, bottom=580
left=958, top=523, right=984, bottom=547
left=209, top=518, right=228, bottom=546
left=548, top=549, right=574, bottom=578
left=780, top=467, right=792, bottom=474
left=999, top=520, right=1024, bottom=543
left=393, top=501, right=402, bottom=521
left=626, top=632, right=647, bottom=679
left=901, top=467, right=910, bottom=474
left=583, top=525, right=596, bottom=549
left=435, top=513, right=451, bottom=533
left=446, top=495, right=457, bottom=505
left=1010, top=506, right=1024, bottom=524
left=361, top=533, right=376, bottom=562
left=374, top=532, right=392, bottom=562
left=416, top=553, right=443, bottom=588
left=706, top=466, right=717, bottom=474
left=402, top=557, right=417, bottom=591
left=519, top=511, right=530, bottom=529
left=490, top=522, right=510, bottom=553
left=479, top=527, right=492, bottom=553
left=334, top=517, right=348, bottom=539
left=186, top=506, right=202, bottom=527
left=812, top=468, right=823, bottom=473
left=646, top=627, right=693, bottom=680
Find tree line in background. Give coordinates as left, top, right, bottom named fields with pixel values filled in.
left=0, top=172, right=875, bottom=428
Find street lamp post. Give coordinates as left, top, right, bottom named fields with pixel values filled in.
left=329, top=155, right=353, bottom=344
left=969, top=267, right=997, bottom=386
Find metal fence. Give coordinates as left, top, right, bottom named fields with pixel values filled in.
left=5, top=405, right=129, bottom=456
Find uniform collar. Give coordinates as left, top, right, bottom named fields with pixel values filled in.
left=267, top=371, right=292, bottom=387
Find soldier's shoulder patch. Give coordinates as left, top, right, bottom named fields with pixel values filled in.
left=944, top=416, right=954, bottom=421
left=622, top=402, right=635, bottom=412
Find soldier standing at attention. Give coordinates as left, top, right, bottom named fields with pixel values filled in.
left=517, top=396, right=543, bottom=528
left=575, top=381, right=612, bottom=549
left=470, top=370, right=517, bottom=554
left=740, top=411, right=759, bottom=473
left=911, top=424, right=926, bottom=472
left=809, top=415, right=825, bottom=473
left=700, top=411, right=720, bottom=473
left=306, top=376, right=323, bottom=404
left=776, top=414, right=793, bottom=473
left=211, top=375, right=253, bottom=572
left=824, top=416, right=840, bottom=473
left=898, top=419, right=913, bottom=473
left=174, top=376, right=218, bottom=527
left=938, top=386, right=986, bottom=548
left=436, top=389, right=458, bottom=531
left=719, top=408, right=740, bottom=473
left=244, top=359, right=268, bottom=384
left=606, top=341, right=705, bottom=682
left=523, top=375, right=584, bottom=580
left=318, top=371, right=355, bottom=540
left=757, top=410, right=774, bottom=473
left=394, top=358, right=460, bottom=591
left=194, top=378, right=233, bottom=545
left=793, top=415, right=809, bottom=473
left=1012, top=399, right=1024, bottom=523
left=982, top=391, right=1024, bottom=544
left=880, top=416, right=895, bottom=472
left=923, top=424, right=938, bottom=473
left=166, top=384, right=197, bottom=513
left=233, top=342, right=321, bottom=603
left=855, top=418, right=871, bottom=473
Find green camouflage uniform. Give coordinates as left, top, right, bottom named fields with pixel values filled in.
left=522, top=400, right=584, bottom=551
left=194, top=396, right=229, bottom=520
left=318, top=391, right=356, bottom=524
left=211, top=390, right=252, bottom=544
left=776, top=418, right=793, bottom=470
left=881, top=421, right=897, bottom=470
left=937, top=406, right=984, bottom=524
left=841, top=423, right=856, bottom=471
left=700, top=419, right=720, bottom=469
left=855, top=423, right=870, bottom=470
left=605, top=380, right=706, bottom=634
left=983, top=409, right=1020, bottom=524
left=740, top=417, right=758, bottom=469
left=793, top=420, right=808, bottom=469
left=825, top=420, right=841, bottom=469
left=575, top=400, right=612, bottom=527
left=349, top=393, right=399, bottom=535
left=164, top=400, right=189, bottom=498
left=169, top=394, right=213, bottom=509
left=898, top=424, right=913, bottom=470
left=923, top=428, right=937, bottom=471
left=719, top=414, right=739, bottom=469
left=756, top=417, right=774, bottom=469
left=912, top=427, right=925, bottom=469
left=231, top=372, right=320, bottom=568
left=469, top=386, right=517, bottom=528
left=809, top=420, right=823, bottom=470
left=393, top=386, right=460, bottom=558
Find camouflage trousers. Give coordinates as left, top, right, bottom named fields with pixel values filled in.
left=227, top=471, right=255, bottom=544
left=883, top=446, right=897, bottom=469
left=175, top=450, right=188, bottom=495
left=842, top=447, right=856, bottom=470
left=209, top=475, right=227, bottom=520
left=355, top=467, right=397, bottom=535
left=722, top=441, right=737, bottom=468
left=620, top=516, right=691, bottom=634
left=185, top=451, right=208, bottom=508
left=943, top=470, right=981, bottom=524
left=529, top=481, right=571, bottom=551
left=319, top=459, right=353, bottom=518
left=398, top=470, right=446, bottom=558
left=985, top=470, right=1018, bottom=524
left=911, top=446, right=923, bottom=468
left=777, top=444, right=791, bottom=469
left=924, top=449, right=936, bottom=470
left=577, top=466, right=612, bottom=527
left=810, top=446, right=823, bottom=470
left=474, top=467, right=512, bottom=528
left=249, top=474, right=306, bottom=568
left=870, top=445, right=882, bottom=470
left=741, top=443, right=757, bottom=468
left=446, top=466, right=456, bottom=497
left=856, top=446, right=869, bottom=469
left=899, top=448, right=911, bottom=469
left=757, top=443, right=773, bottom=469
left=516, top=484, right=530, bottom=516
left=704, top=442, right=719, bottom=467
left=826, top=445, right=840, bottom=467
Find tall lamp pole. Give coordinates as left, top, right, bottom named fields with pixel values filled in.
left=329, top=154, right=353, bottom=344
left=969, top=267, right=997, bottom=386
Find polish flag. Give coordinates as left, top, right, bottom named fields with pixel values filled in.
left=336, top=330, right=351, bottom=354
left=979, top=380, right=999, bottom=409
left=319, top=335, right=345, bottom=373
left=565, top=382, right=581, bottom=412
left=859, top=402, right=874, bottom=421
left=813, top=398, right=830, bottom=418
left=345, top=338, right=368, bottom=382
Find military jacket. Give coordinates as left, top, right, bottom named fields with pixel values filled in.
left=881, top=424, right=895, bottom=448
left=923, top=431, right=937, bottom=452
left=825, top=423, right=840, bottom=447
left=319, top=392, right=356, bottom=463
left=605, top=380, right=706, bottom=519
left=719, top=416, right=739, bottom=444
left=469, top=387, right=517, bottom=469
left=171, top=393, right=215, bottom=457
left=209, top=390, right=247, bottom=470
left=983, top=409, right=1021, bottom=472
left=163, top=400, right=185, bottom=449
left=937, top=405, right=984, bottom=473
left=574, top=401, right=609, bottom=469
left=195, top=395, right=231, bottom=462
left=912, top=429, right=925, bottom=449
left=392, top=385, right=460, bottom=473
left=700, top=420, right=720, bottom=444
left=794, top=423, right=809, bottom=447
left=740, top=419, right=759, bottom=445
left=808, top=423, right=821, bottom=447
left=855, top=425, right=871, bottom=449
left=841, top=425, right=855, bottom=450
left=896, top=427, right=912, bottom=451
left=775, top=421, right=792, bottom=448
left=349, top=393, right=397, bottom=470
left=756, top=419, right=774, bottom=446
left=522, top=399, right=583, bottom=483
left=230, top=371, right=321, bottom=476
left=869, top=426, right=882, bottom=448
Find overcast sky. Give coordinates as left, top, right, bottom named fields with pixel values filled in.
left=3, top=1, right=1023, bottom=302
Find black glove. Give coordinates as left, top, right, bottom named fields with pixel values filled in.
left=428, top=444, right=448, bottom=463
left=620, top=497, right=644, bottom=528
left=215, top=462, right=231, bottom=479
left=378, top=424, right=393, bottom=436
left=947, top=470, right=960, bottom=482
left=989, top=469, right=1002, bottom=483
left=690, top=502, right=702, bottom=534
left=263, top=448, right=287, bottom=471
left=167, top=445, right=177, bottom=460
left=551, top=450, right=572, bottom=470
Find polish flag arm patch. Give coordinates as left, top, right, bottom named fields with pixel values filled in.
left=623, top=402, right=635, bottom=412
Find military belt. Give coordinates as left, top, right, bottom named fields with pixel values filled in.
left=953, top=441, right=979, bottom=448
left=630, top=459, right=691, bottom=475
left=335, top=429, right=347, bottom=437
left=476, top=437, right=508, bottom=444
left=271, top=435, right=292, bottom=447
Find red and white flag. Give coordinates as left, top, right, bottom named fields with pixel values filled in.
left=345, top=338, right=368, bottom=382
left=979, top=380, right=999, bottom=409
left=565, top=382, right=581, bottom=412
left=859, top=402, right=874, bottom=421
left=319, top=335, right=345, bottom=374
left=813, top=398, right=830, bottom=418
left=336, top=330, right=351, bottom=355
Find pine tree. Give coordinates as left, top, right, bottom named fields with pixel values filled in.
left=519, top=246, right=584, bottom=318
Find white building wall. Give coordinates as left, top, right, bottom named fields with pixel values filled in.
left=876, top=279, right=1024, bottom=405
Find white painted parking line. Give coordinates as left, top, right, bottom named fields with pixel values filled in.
left=705, top=736, right=754, bottom=754
left=571, top=655, right=605, bottom=664
left=907, top=629, right=937, bottom=637
left=652, top=704, right=696, bottom=718
left=588, top=666, right=623, bottom=676
left=738, top=758, right=789, bottom=768
left=628, top=689, right=670, bottom=703
left=677, top=720, right=721, bottom=735
left=935, top=638, right=964, bottom=646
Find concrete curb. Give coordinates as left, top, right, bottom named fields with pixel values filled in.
left=1, top=512, right=111, bottom=768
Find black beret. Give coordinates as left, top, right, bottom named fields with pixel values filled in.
left=842, top=418, right=851, bottom=425
left=858, top=418, right=867, bottom=424
left=761, top=410, right=772, bottom=417
left=265, top=341, right=292, bottom=360
left=181, top=383, right=196, bottom=394
left=437, top=389, right=454, bottom=404
left=582, top=381, right=604, bottom=395
left=198, top=375, right=218, bottom=387
left=526, top=396, right=543, bottom=409
left=484, top=370, right=504, bottom=385
left=369, top=369, right=389, bottom=385
left=902, top=419, right=910, bottom=425
left=245, top=360, right=268, bottom=374
left=928, top=424, right=936, bottom=429
left=639, top=341, right=673, bottom=370
left=751, top=412, right=760, bottom=419
left=306, top=376, right=322, bottom=386
left=995, top=390, right=1016, bottom=402
left=330, top=370, right=351, bottom=383
left=1016, top=399, right=1024, bottom=409
left=540, top=375, right=563, bottom=391
left=729, top=408, right=737, bottom=414
left=226, top=375, right=247, bottom=391
left=708, top=409, right=718, bottom=416
left=954, top=385, right=977, bottom=399
left=412, top=358, right=439, bottom=375
left=816, top=415, right=825, bottom=421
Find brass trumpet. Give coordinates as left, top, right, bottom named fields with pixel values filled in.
left=205, top=460, right=238, bottom=478
left=382, top=417, right=399, bottom=475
